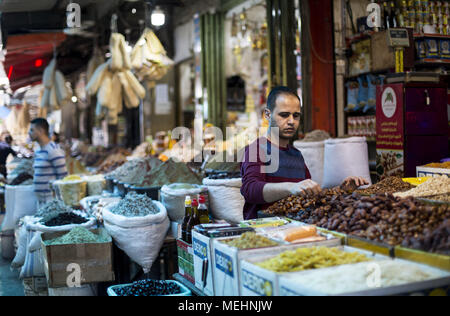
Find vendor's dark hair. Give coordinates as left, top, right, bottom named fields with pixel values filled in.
left=267, top=86, right=300, bottom=111
left=31, top=118, right=49, bottom=134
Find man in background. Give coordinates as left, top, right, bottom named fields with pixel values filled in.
left=28, top=118, right=68, bottom=205
left=0, top=134, right=16, bottom=178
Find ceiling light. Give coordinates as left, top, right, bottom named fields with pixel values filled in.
left=151, top=6, right=165, bottom=26
left=71, top=96, right=78, bottom=103
left=132, top=8, right=137, bottom=14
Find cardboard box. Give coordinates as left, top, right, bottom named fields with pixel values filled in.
left=192, top=230, right=216, bottom=296
left=41, top=228, right=114, bottom=288
left=239, top=246, right=381, bottom=296
left=371, top=29, right=414, bottom=72
left=213, top=234, right=340, bottom=296
left=416, top=166, right=450, bottom=178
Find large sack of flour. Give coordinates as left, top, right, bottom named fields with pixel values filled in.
left=202, top=178, right=244, bottom=224
left=293, top=140, right=325, bottom=187
left=322, top=137, right=372, bottom=189
left=102, top=201, right=170, bottom=273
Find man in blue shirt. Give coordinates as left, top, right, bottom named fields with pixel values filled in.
left=28, top=118, right=68, bottom=205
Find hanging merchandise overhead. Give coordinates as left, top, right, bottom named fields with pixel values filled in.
left=86, top=32, right=146, bottom=125
left=131, top=28, right=174, bottom=81
left=40, top=58, right=69, bottom=111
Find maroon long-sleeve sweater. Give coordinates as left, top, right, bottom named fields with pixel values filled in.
left=240, top=137, right=311, bottom=220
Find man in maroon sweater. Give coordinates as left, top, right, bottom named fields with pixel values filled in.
left=240, top=86, right=367, bottom=220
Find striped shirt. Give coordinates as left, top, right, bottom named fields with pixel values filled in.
left=33, top=142, right=68, bottom=200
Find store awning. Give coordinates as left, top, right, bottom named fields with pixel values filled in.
left=4, top=33, right=67, bottom=90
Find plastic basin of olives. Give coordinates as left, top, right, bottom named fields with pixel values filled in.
left=107, top=280, right=191, bottom=296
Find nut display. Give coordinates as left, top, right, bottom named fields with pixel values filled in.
left=356, top=177, right=414, bottom=195
left=264, top=191, right=450, bottom=254
left=394, top=176, right=450, bottom=199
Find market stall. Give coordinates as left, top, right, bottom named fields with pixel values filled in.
left=0, top=0, right=449, bottom=299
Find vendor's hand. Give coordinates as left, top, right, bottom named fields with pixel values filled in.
left=290, top=179, right=321, bottom=197
left=341, top=176, right=369, bottom=191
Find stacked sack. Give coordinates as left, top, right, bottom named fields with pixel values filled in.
left=86, top=33, right=146, bottom=125
left=40, top=59, right=69, bottom=111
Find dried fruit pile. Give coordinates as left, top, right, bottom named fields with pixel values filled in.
left=264, top=191, right=450, bottom=253
left=355, top=177, right=413, bottom=195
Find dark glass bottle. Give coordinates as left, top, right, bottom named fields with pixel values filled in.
left=186, top=198, right=200, bottom=244
left=181, top=196, right=192, bottom=242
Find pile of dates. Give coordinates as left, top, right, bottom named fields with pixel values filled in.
left=265, top=191, right=450, bottom=254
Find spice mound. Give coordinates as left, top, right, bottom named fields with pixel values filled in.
left=45, top=227, right=109, bottom=245
left=42, top=212, right=88, bottom=227
left=256, top=247, right=370, bottom=273
left=108, top=157, right=162, bottom=184
left=394, top=175, right=450, bottom=198
left=356, top=176, right=413, bottom=195
left=36, top=200, right=73, bottom=220
left=222, top=232, right=278, bottom=249
left=110, top=191, right=160, bottom=217
left=113, top=279, right=183, bottom=296
left=138, top=159, right=202, bottom=187
left=300, top=129, right=331, bottom=142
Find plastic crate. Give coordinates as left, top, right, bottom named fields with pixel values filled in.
left=107, top=280, right=191, bottom=296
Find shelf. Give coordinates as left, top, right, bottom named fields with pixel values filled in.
left=416, top=58, right=450, bottom=64
left=414, top=33, right=450, bottom=39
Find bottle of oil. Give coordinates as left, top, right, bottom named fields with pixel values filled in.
left=181, top=196, right=192, bottom=242
left=186, top=198, right=200, bottom=244
left=197, top=195, right=210, bottom=224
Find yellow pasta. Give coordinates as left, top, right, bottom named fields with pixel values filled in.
left=256, top=247, right=370, bottom=273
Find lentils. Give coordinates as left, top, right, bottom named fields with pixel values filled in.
left=113, top=280, right=183, bottom=296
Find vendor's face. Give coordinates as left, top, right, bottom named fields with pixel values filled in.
left=28, top=124, right=41, bottom=142
left=266, top=94, right=301, bottom=140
